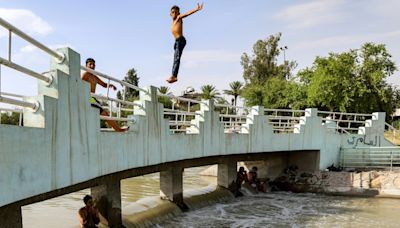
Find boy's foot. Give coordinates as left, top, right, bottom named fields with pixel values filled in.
left=116, top=126, right=129, bottom=132
left=166, top=76, right=178, bottom=84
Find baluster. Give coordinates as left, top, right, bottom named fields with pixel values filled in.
left=8, top=30, right=12, bottom=61
left=106, top=79, right=111, bottom=98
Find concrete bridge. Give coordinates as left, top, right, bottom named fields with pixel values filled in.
left=0, top=18, right=396, bottom=227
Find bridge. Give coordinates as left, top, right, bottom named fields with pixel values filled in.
left=0, top=17, right=398, bottom=227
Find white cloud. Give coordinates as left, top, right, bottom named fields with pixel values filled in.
left=275, top=0, right=347, bottom=29
left=294, top=30, right=400, bottom=50
left=0, top=8, right=52, bottom=38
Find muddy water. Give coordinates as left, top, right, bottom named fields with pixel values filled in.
left=22, top=167, right=400, bottom=227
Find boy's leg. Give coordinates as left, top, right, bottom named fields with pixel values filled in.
left=168, top=37, right=186, bottom=83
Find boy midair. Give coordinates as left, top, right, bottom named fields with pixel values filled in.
left=166, top=3, right=204, bottom=84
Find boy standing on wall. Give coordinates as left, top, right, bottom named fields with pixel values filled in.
left=166, top=3, right=204, bottom=84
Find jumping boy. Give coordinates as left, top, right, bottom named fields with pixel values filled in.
left=166, top=3, right=204, bottom=84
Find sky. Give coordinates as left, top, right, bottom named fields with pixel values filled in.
left=0, top=0, right=400, bottom=102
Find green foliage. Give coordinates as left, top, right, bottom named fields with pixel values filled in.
left=117, top=68, right=140, bottom=102
left=241, top=33, right=297, bottom=84
left=298, top=42, right=398, bottom=114
left=200, top=85, right=220, bottom=100
left=241, top=33, right=298, bottom=109
left=158, top=86, right=173, bottom=109
left=0, top=112, right=21, bottom=125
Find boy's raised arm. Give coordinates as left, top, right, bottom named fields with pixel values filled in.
left=179, top=3, right=204, bottom=19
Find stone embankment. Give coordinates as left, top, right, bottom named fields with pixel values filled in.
left=271, top=168, right=400, bottom=197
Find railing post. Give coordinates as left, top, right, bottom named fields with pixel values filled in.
left=134, top=86, right=156, bottom=116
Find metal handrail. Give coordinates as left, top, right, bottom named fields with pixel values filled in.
left=91, top=93, right=142, bottom=108
left=0, top=17, right=64, bottom=62
left=0, top=92, right=24, bottom=98
left=163, top=109, right=199, bottom=116
left=158, top=93, right=205, bottom=105
left=214, top=103, right=254, bottom=110
left=220, top=114, right=249, bottom=119
left=81, top=66, right=148, bottom=94
left=0, top=96, right=37, bottom=110
left=0, top=57, right=52, bottom=83
left=0, top=107, right=22, bottom=113
left=317, top=110, right=373, bottom=117
left=265, top=108, right=306, bottom=113
left=100, top=116, right=134, bottom=122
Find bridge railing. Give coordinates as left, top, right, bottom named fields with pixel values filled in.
left=215, top=103, right=251, bottom=133
left=80, top=66, right=146, bottom=130
left=157, top=93, right=203, bottom=133
left=317, top=111, right=373, bottom=134
left=340, top=146, right=400, bottom=170
left=384, top=123, right=400, bottom=146
left=264, top=109, right=306, bottom=133
left=0, top=17, right=61, bottom=115
left=0, top=93, right=23, bottom=126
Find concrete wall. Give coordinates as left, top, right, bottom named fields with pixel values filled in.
left=0, top=48, right=388, bottom=207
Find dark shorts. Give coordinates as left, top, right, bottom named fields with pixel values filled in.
left=90, top=97, right=104, bottom=113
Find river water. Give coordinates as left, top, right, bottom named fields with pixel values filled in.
left=22, top=166, right=400, bottom=227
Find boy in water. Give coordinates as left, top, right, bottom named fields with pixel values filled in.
left=78, top=195, right=100, bottom=228
left=166, top=3, right=204, bottom=84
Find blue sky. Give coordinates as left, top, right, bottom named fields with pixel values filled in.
left=0, top=0, right=399, bottom=100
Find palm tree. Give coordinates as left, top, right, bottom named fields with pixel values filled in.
left=158, top=86, right=172, bottom=95
left=200, top=85, right=220, bottom=100
left=223, top=81, right=243, bottom=106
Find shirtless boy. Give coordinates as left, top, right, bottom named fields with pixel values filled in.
left=78, top=195, right=100, bottom=228
left=82, top=58, right=128, bottom=132
left=166, top=3, right=204, bottom=84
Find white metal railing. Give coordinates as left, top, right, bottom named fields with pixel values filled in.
left=384, top=123, right=400, bottom=146
left=81, top=66, right=148, bottom=95
left=215, top=103, right=252, bottom=133
left=340, top=146, right=400, bottom=170
left=317, top=111, right=373, bottom=134
left=91, top=93, right=142, bottom=123
left=265, top=109, right=306, bottom=133
left=0, top=17, right=60, bottom=111
left=0, top=17, right=64, bottom=62
left=158, top=93, right=203, bottom=133
left=80, top=66, right=147, bottom=130
left=0, top=57, right=53, bottom=83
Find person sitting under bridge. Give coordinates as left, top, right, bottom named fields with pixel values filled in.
left=247, top=166, right=267, bottom=193
left=82, top=58, right=128, bottom=132
left=235, top=166, right=248, bottom=197
left=78, top=195, right=100, bottom=228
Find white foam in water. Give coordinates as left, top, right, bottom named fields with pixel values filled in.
left=123, top=196, right=163, bottom=215
left=158, top=192, right=400, bottom=227
left=183, top=184, right=217, bottom=198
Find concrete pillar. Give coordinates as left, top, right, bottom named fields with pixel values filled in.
left=91, top=179, right=123, bottom=228
left=160, top=167, right=186, bottom=209
left=217, top=161, right=237, bottom=192
left=0, top=204, right=22, bottom=228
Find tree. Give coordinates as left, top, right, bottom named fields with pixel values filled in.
left=240, top=33, right=298, bottom=108
left=117, top=68, right=140, bottom=101
left=298, top=42, right=397, bottom=115
left=200, top=85, right=220, bottom=100
left=241, top=33, right=297, bottom=84
left=158, top=86, right=173, bottom=109
left=0, top=111, right=21, bottom=125
left=223, top=81, right=243, bottom=106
